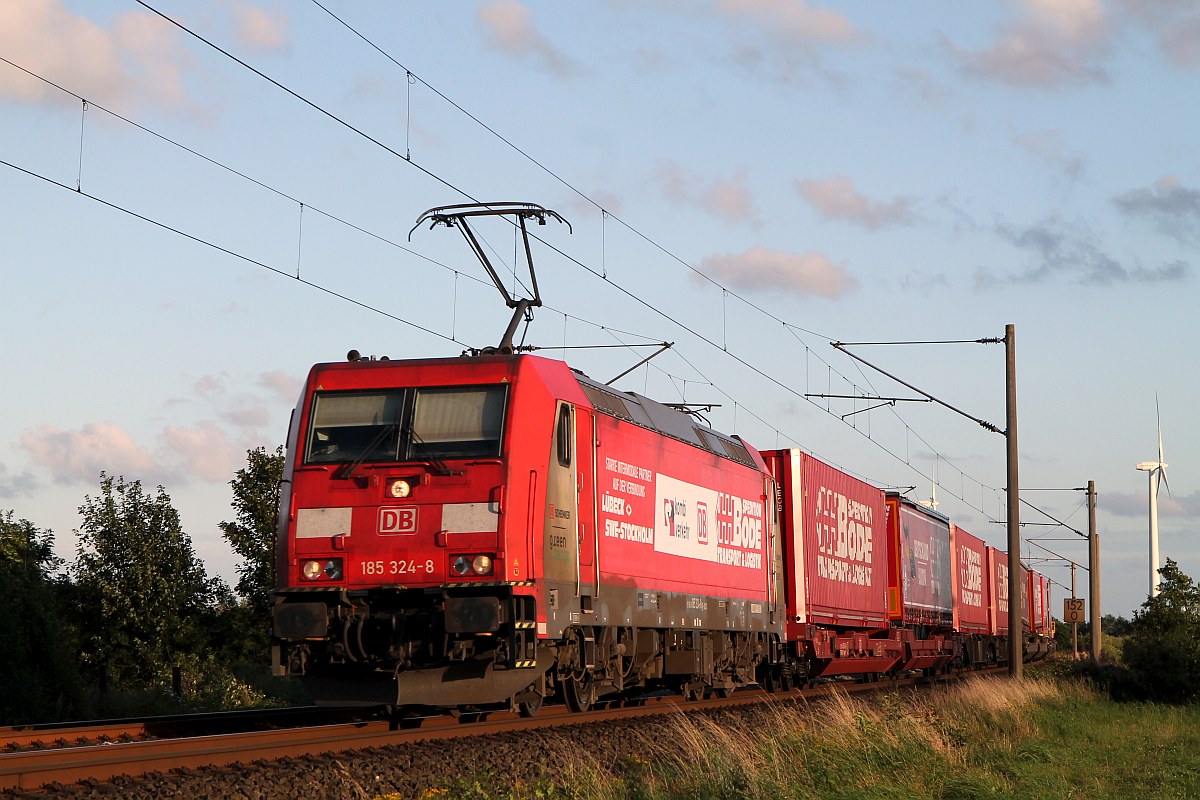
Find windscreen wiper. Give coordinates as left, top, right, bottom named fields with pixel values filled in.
left=333, top=423, right=399, bottom=481
left=406, top=426, right=455, bottom=476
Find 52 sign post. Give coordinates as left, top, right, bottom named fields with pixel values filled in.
left=1063, top=598, right=1085, bottom=623
left=1064, top=597, right=1086, bottom=658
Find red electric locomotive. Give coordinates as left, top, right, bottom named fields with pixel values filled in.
left=269, top=350, right=781, bottom=711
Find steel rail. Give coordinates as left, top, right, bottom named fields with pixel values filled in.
left=0, top=666, right=1006, bottom=792
left=1, top=706, right=375, bottom=752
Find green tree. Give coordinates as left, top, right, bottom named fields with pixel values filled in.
left=1101, top=613, right=1134, bottom=637
left=0, top=511, right=84, bottom=722
left=72, top=473, right=225, bottom=688
left=1122, top=559, right=1200, bottom=703
left=1053, top=613, right=1134, bottom=653
left=218, top=445, right=284, bottom=611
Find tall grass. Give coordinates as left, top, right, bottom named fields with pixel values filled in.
left=414, top=674, right=1200, bottom=800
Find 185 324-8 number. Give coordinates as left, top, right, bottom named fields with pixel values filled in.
left=360, top=559, right=436, bottom=577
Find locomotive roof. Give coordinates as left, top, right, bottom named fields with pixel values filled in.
left=314, top=352, right=761, bottom=470
left=571, top=369, right=758, bottom=469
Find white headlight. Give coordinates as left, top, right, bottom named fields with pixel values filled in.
left=472, top=554, right=493, bottom=575
left=388, top=479, right=411, bottom=498
left=302, top=560, right=323, bottom=580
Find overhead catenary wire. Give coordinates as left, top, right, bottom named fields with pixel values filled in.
left=0, top=157, right=458, bottom=345
left=7, top=26, right=1000, bottom=523
left=5, top=8, right=1065, bottom=533
left=0, top=55, right=665, bottom=352
left=123, top=2, right=999, bottom=508
left=304, top=0, right=833, bottom=342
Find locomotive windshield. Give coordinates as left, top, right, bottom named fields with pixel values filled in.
left=305, top=385, right=507, bottom=464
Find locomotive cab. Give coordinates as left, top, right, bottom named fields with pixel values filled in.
left=271, top=354, right=565, bottom=708
left=271, top=351, right=784, bottom=711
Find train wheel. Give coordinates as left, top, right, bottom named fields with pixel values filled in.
left=517, top=692, right=543, bottom=718
left=562, top=671, right=594, bottom=712
left=515, top=678, right=545, bottom=718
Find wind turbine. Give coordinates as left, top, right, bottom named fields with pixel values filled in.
left=1135, top=398, right=1170, bottom=598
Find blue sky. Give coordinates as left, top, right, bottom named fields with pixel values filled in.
left=2, top=0, right=1198, bottom=618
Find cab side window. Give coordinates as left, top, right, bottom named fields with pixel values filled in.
left=556, top=405, right=572, bottom=467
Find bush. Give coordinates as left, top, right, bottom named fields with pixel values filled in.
left=1121, top=559, right=1200, bottom=704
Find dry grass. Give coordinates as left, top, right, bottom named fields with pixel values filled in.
left=383, top=674, right=1200, bottom=799
left=541, top=676, right=1080, bottom=799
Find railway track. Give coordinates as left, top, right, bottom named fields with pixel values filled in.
left=0, top=668, right=1002, bottom=795
left=1, top=706, right=377, bottom=752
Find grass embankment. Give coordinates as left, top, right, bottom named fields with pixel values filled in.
left=400, top=671, right=1200, bottom=800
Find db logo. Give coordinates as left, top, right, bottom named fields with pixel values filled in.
left=379, top=507, right=418, bottom=534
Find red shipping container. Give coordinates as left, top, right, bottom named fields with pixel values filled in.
left=987, top=546, right=1009, bottom=634
left=765, top=449, right=889, bottom=630
left=1041, top=574, right=1052, bottom=633
left=886, top=495, right=953, bottom=627
left=1020, top=565, right=1031, bottom=632
left=1031, top=571, right=1047, bottom=634
left=950, top=524, right=989, bottom=634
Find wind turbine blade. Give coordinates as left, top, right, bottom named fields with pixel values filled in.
left=1157, top=394, right=1165, bottom=465
left=1160, top=466, right=1171, bottom=498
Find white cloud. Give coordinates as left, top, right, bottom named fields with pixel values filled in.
left=19, top=420, right=243, bottom=486
left=560, top=190, right=624, bottom=223
left=0, top=0, right=191, bottom=110
left=168, top=371, right=298, bottom=434
left=704, top=0, right=863, bottom=86
left=1104, top=488, right=1200, bottom=518
left=220, top=406, right=272, bottom=432
left=797, top=177, right=916, bottom=230
left=1113, top=175, right=1200, bottom=242
left=701, top=169, right=758, bottom=225
left=231, top=3, right=289, bottom=53
left=945, top=0, right=1112, bottom=89
left=1012, top=129, right=1085, bottom=179
left=20, top=422, right=158, bottom=485
left=477, top=0, right=580, bottom=78
left=0, top=463, right=39, bottom=498
left=257, top=370, right=303, bottom=404
left=655, top=161, right=760, bottom=226
left=1118, top=0, right=1200, bottom=69
left=193, top=373, right=228, bottom=400
left=159, top=423, right=241, bottom=483
left=713, top=0, right=860, bottom=45
left=699, top=245, right=856, bottom=299
left=987, top=214, right=1190, bottom=285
